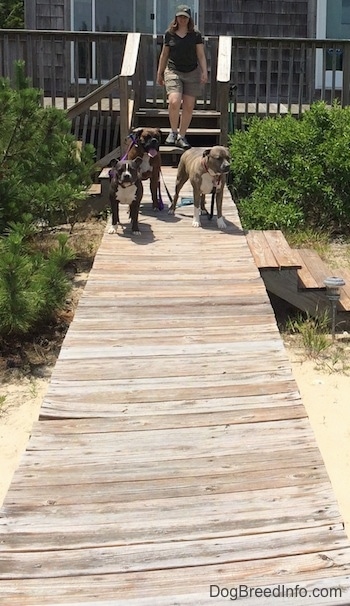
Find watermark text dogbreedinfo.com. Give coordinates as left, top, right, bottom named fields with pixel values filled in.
left=209, top=584, right=343, bottom=601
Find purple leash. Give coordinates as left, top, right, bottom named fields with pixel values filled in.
left=121, top=133, right=137, bottom=160
left=157, top=181, right=164, bottom=210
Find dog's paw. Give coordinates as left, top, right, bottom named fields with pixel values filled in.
left=217, top=217, right=227, bottom=230
left=132, top=229, right=141, bottom=236
left=168, top=207, right=175, bottom=215
left=192, top=219, right=201, bottom=228
left=108, top=225, right=117, bottom=234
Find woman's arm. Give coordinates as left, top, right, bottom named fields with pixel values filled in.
left=196, top=43, right=208, bottom=84
left=156, top=45, right=170, bottom=86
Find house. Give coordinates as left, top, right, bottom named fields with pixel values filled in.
left=23, top=1, right=341, bottom=41
left=22, top=1, right=349, bottom=95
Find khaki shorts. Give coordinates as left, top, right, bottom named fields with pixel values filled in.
left=164, top=66, right=202, bottom=98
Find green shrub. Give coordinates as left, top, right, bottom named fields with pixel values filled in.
left=0, top=221, right=74, bottom=337
left=229, top=101, right=350, bottom=234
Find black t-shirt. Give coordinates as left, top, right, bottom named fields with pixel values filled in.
left=164, top=29, right=203, bottom=73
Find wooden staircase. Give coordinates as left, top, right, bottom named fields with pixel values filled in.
left=246, top=230, right=350, bottom=321
left=134, top=107, right=222, bottom=154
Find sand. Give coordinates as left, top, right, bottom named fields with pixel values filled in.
left=0, top=376, right=48, bottom=505
left=287, top=349, right=350, bottom=538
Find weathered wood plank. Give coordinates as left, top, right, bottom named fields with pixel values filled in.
left=262, top=230, right=302, bottom=269
left=10, top=446, right=319, bottom=484
left=337, top=267, right=350, bottom=311
left=246, top=230, right=279, bottom=269
left=296, top=248, right=330, bottom=289
left=1, top=465, right=329, bottom=510
left=247, top=230, right=302, bottom=271
left=294, top=248, right=320, bottom=289
left=39, top=391, right=302, bottom=419
left=0, top=562, right=349, bottom=606
left=0, top=525, right=347, bottom=580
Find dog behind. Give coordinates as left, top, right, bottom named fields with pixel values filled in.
left=126, top=128, right=162, bottom=211
left=168, top=146, right=231, bottom=229
left=108, top=157, right=143, bottom=235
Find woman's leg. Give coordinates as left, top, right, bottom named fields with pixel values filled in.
left=168, top=92, right=182, bottom=132
left=179, top=94, right=196, bottom=137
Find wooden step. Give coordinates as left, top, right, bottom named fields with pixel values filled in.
left=246, top=230, right=302, bottom=270
left=336, top=267, right=350, bottom=312
left=295, top=249, right=330, bottom=290
left=136, top=108, right=221, bottom=118
left=87, top=183, right=101, bottom=196
left=247, top=230, right=350, bottom=316
left=160, top=145, right=184, bottom=155
left=293, top=250, right=350, bottom=311
left=181, top=127, right=220, bottom=135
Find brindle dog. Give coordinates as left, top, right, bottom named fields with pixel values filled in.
left=126, top=127, right=162, bottom=211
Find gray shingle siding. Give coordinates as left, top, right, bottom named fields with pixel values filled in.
left=204, top=0, right=310, bottom=37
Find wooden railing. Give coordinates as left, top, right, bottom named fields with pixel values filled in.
left=2, top=29, right=350, bottom=117
left=2, top=29, right=350, bottom=151
left=66, top=33, right=141, bottom=156
left=229, top=36, right=350, bottom=121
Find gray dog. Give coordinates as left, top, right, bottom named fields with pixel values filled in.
left=168, top=146, right=231, bottom=229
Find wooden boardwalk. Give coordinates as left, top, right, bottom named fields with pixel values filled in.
left=1, top=167, right=350, bottom=605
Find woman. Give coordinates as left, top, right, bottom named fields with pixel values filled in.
left=156, top=4, right=208, bottom=150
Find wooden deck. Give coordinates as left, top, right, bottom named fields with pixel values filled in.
left=1, top=167, right=350, bottom=605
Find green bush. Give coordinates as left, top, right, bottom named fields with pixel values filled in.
left=0, top=61, right=95, bottom=233
left=229, top=101, right=350, bottom=233
left=0, top=220, right=74, bottom=337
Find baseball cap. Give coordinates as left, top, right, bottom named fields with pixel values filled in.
left=176, top=5, right=191, bottom=18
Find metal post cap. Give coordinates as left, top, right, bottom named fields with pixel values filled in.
left=324, top=276, right=345, bottom=301
left=323, top=276, right=345, bottom=289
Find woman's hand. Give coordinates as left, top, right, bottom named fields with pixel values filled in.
left=157, top=45, right=169, bottom=87
left=200, top=71, right=208, bottom=84
left=196, top=43, right=208, bottom=85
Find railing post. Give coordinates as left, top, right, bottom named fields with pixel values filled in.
left=343, top=42, right=350, bottom=107
left=216, top=36, right=232, bottom=146
left=119, top=75, right=129, bottom=156
left=119, top=33, right=141, bottom=154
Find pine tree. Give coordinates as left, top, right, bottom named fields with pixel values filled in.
left=0, top=61, right=95, bottom=234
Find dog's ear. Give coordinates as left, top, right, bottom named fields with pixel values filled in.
left=110, top=158, right=118, bottom=167
left=202, top=149, right=211, bottom=158
left=155, top=128, right=162, bottom=139
left=131, top=128, right=144, bottom=139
